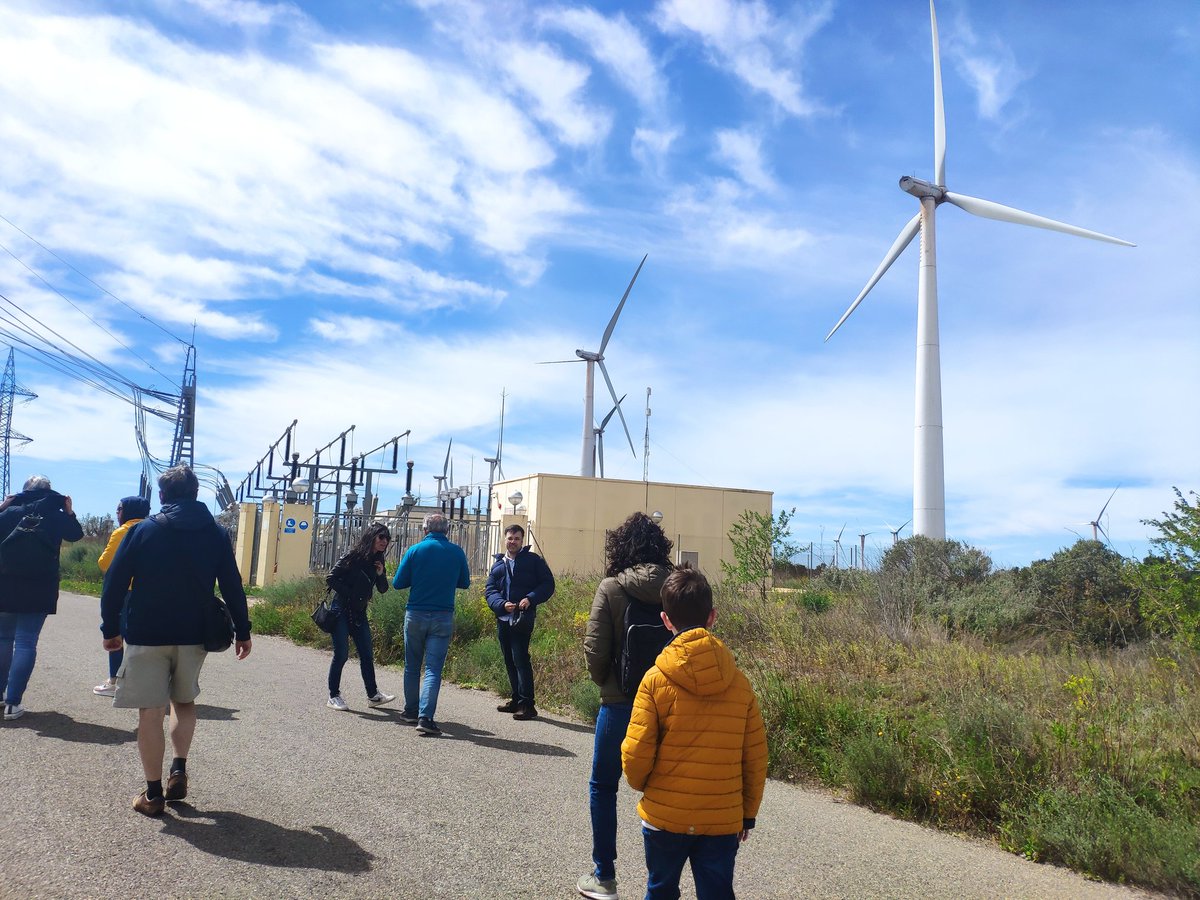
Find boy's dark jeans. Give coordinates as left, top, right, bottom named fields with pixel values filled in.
left=642, top=828, right=739, bottom=900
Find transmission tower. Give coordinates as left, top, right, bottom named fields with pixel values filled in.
left=169, top=342, right=196, bottom=467
left=0, top=347, right=37, bottom=496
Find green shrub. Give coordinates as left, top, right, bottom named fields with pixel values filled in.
left=454, top=592, right=493, bottom=644
left=370, top=590, right=408, bottom=665
left=1002, top=776, right=1200, bottom=893
left=250, top=604, right=287, bottom=635
left=843, top=730, right=918, bottom=811
left=1025, top=541, right=1141, bottom=647
left=569, top=678, right=601, bottom=722
left=800, top=590, right=833, bottom=614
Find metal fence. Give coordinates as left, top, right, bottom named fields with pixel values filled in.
left=308, top=510, right=501, bottom=577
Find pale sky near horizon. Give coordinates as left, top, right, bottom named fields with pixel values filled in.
left=1, top=0, right=1197, bottom=568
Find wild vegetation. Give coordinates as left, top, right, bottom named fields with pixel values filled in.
left=67, top=489, right=1200, bottom=894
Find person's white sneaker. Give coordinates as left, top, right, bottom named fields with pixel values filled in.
left=326, top=695, right=349, bottom=711
left=93, top=679, right=117, bottom=697
left=367, top=692, right=396, bottom=708
left=4, top=703, right=27, bottom=721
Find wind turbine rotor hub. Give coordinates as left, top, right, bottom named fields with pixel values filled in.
left=899, top=176, right=945, bottom=201
left=576, top=349, right=600, bottom=361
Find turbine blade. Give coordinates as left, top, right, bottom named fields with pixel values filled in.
left=598, top=432, right=605, bottom=478
left=598, top=254, right=647, bottom=355
left=837, top=523, right=846, bottom=541
left=825, top=214, right=921, bottom=341
left=536, top=359, right=582, bottom=364
left=600, top=393, right=626, bottom=430
left=930, top=0, right=946, bottom=185
left=598, top=360, right=636, bottom=456
left=1096, top=485, right=1120, bottom=521
left=943, top=192, right=1135, bottom=246
left=442, top=439, right=452, bottom=478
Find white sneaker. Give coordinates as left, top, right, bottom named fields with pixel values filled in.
left=93, top=679, right=117, bottom=697
left=367, top=692, right=395, bottom=708
left=4, top=703, right=26, bottom=721
left=326, top=695, right=348, bottom=711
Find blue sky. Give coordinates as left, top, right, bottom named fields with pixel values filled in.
left=0, top=0, right=1196, bottom=568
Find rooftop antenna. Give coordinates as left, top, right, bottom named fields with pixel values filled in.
left=539, top=255, right=645, bottom=477
left=825, top=0, right=1133, bottom=541
left=642, top=387, right=651, bottom=482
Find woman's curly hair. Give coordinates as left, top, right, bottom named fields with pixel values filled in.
left=604, top=512, right=673, bottom=578
left=345, top=522, right=391, bottom=568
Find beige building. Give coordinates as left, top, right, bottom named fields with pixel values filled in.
left=491, top=473, right=772, bottom=578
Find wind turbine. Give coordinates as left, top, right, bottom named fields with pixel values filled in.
left=433, top=439, right=452, bottom=511
left=541, top=255, right=645, bottom=477
left=825, top=0, right=1134, bottom=542
left=833, top=524, right=847, bottom=569
left=593, top=394, right=626, bottom=479
left=858, top=531, right=873, bottom=570
left=886, top=519, right=911, bottom=545
left=1087, top=486, right=1119, bottom=543
left=484, top=391, right=506, bottom=491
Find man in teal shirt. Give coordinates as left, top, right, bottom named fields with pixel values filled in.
left=393, top=512, right=470, bottom=736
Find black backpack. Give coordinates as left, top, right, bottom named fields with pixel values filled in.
left=616, top=596, right=672, bottom=696
left=0, top=499, right=59, bottom=578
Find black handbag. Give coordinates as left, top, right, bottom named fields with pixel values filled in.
left=203, top=594, right=235, bottom=652
left=312, top=592, right=340, bottom=634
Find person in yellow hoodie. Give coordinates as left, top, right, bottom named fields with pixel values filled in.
left=93, top=495, right=150, bottom=697
left=621, top=564, right=768, bottom=900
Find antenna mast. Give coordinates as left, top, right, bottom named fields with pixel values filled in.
left=642, top=387, right=651, bottom=482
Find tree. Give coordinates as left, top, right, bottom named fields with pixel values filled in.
left=1127, top=487, right=1200, bottom=649
left=79, top=512, right=114, bottom=541
left=1026, top=540, right=1139, bottom=646
left=722, top=507, right=799, bottom=600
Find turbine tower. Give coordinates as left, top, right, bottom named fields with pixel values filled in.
left=593, top=395, right=626, bottom=479
left=541, top=255, right=645, bottom=477
left=825, top=0, right=1133, bottom=541
left=0, top=348, right=37, bottom=496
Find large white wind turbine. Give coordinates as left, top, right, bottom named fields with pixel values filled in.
left=826, top=0, right=1134, bottom=541
left=542, top=255, right=645, bottom=477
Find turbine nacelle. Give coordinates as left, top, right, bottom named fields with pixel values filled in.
left=575, top=349, right=601, bottom=361
left=899, top=176, right=945, bottom=201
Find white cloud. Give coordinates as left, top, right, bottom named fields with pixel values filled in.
left=713, top=128, right=775, bottom=190
left=501, top=41, right=611, bottom=147
left=946, top=13, right=1028, bottom=121
left=654, top=0, right=828, bottom=117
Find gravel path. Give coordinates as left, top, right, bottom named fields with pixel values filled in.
left=0, top=592, right=1155, bottom=899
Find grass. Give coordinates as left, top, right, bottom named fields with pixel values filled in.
left=67, top=560, right=1200, bottom=895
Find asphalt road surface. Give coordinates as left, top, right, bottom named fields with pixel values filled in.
left=0, top=592, right=1154, bottom=899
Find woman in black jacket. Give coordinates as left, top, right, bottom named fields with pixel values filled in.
left=325, top=523, right=395, bottom=711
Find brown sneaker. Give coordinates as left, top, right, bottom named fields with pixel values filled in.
left=496, top=700, right=518, bottom=713
left=133, top=791, right=165, bottom=817
left=512, top=705, right=538, bottom=720
left=165, top=771, right=188, bottom=802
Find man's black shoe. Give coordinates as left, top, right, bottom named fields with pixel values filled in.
left=496, top=700, right=518, bottom=713
left=512, top=706, right=538, bottom=721
left=416, top=718, right=442, bottom=736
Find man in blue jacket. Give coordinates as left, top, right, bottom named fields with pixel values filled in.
left=393, top=512, right=470, bottom=736
left=100, top=465, right=252, bottom=816
left=485, top=524, right=554, bottom=720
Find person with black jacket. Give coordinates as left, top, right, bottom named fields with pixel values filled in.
left=485, top=523, right=555, bottom=720
left=0, top=475, right=84, bottom=721
left=325, top=522, right=395, bottom=712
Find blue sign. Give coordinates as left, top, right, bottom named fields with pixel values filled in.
left=285, top=517, right=296, bottom=528
left=299, top=520, right=309, bottom=531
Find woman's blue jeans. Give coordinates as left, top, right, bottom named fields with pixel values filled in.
left=403, top=609, right=454, bottom=720
left=589, top=701, right=634, bottom=881
left=328, top=608, right=378, bottom=698
left=496, top=618, right=535, bottom=706
left=0, top=612, right=49, bottom=705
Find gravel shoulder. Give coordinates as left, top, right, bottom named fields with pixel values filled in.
left=0, top=592, right=1156, bottom=899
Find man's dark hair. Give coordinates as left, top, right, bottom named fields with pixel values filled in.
left=504, top=524, right=525, bottom=539
left=660, top=563, right=712, bottom=631
left=604, top=511, right=673, bottom=578
left=158, top=465, right=200, bottom=502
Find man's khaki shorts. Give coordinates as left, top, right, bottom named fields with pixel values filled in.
left=113, top=644, right=207, bottom=709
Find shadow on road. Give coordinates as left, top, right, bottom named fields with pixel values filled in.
left=440, top=721, right=576, bottom=758
left=162, top=804, right=374, bottom=872
left=537, top=716, right=594, bottom=735
left=194, top=704, right=239, bottom=721
left=9, top=711, right=135, bottom=745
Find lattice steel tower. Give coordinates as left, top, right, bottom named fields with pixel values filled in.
left=0, top=347, right=37, bottom=496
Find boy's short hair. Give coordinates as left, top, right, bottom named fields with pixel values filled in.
left=158, top=465, right=200, bottom=502
left=504, top=523, right=525, bottom=539
left=660, top=562, right=713, bottom=630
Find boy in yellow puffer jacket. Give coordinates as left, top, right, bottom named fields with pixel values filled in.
left=621, top=564, right=767, bottom=899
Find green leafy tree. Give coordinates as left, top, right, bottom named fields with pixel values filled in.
left=722, top=507, right=798, bottom=600
left=1025, top=540, right=1139, bottom=646
left=876, top=536, right=993, bottom=637
left=1127, top=487, right=1200, bottom=650
left=79, top=512, right=114, bottom=541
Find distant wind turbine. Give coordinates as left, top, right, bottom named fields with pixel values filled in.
left=593, top=395, right=626, bottom=479
left=833, top=524, right=847, bottom=569
left=825, top=0, right=1134, bottom=542
left=858, top=531, right=873, bottom=570
left=540, top=255, right=645, bottom=477
left=1087, top=486, right=1120, bottom=543
left=887, top=519, right=911, bottom=545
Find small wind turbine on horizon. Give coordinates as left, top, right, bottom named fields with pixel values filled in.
left=825, top=0, right=1134, bottom=542
left=540, top=255, right=645, bottom=478
left=858, top=531, right=873, bottom=570
left=594, top=395, right=626, bottom=479
left=833, top=524, right=847, bottom=568
left=887, top=519, right=912, bottom=545
left=1075, top=486, right=1120, bottom=543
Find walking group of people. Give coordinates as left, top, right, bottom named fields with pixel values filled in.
left=2, top=466, right=767, bottom=899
